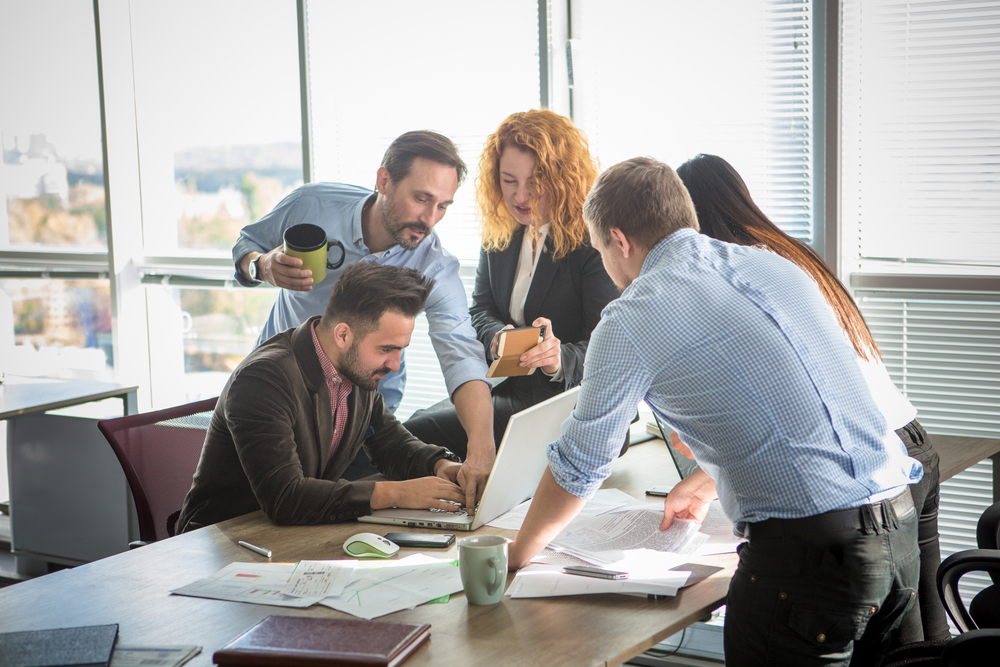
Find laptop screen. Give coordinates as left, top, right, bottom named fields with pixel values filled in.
left=652, top=413, right=700, bottom=481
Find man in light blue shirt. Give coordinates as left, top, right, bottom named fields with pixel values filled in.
left=509, top=158, right=922, bottom=666
left=232, top=131, right=493, bottom=509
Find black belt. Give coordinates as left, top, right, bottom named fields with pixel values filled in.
left=745, top=488, right=915, bottom=540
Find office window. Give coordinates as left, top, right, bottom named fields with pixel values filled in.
left=306, top=0, right=541, bottom=415
left=145, top=285, right=279, bottom=407
left=844, top=0, right=1000, bottom=624
left=0, top=278, right=112, bottom=379
left=573, top=0, right=815, bottom=242
left=842, top=0, right=1000, bottom=267
left=130, top=0, right=303, bottom=254
left=0, top=1, right=106, bottom=250
left=306, top=0, right=541, bottom=263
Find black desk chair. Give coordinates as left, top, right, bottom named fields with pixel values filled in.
left=97, top=397, right=217, bottom=545
left=882, top=500, right=1000, bottom=666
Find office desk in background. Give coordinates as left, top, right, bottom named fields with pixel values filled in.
left=0, top=439, right=736, bottom=667
left=933, top=433, right=1000, bottom=502
left=1, top=375, right=138, bottom=574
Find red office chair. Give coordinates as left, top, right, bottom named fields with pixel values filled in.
left=97, top=397, right=218, bottom=545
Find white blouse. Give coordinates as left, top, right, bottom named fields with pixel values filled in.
left=508, top=223, right=549, bottom=326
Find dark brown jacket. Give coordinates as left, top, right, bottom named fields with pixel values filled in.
left=177, top=317, right=451, bottom=532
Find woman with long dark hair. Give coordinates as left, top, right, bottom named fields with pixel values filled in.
left=676, top=153, right=949, bottom=645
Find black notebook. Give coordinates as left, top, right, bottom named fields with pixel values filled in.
left=0, top=624, right=119, bottom=667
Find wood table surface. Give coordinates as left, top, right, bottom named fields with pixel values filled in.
left=932, top=432, right=1000, bottom=490
left=0, top=439, right=734, bottom=667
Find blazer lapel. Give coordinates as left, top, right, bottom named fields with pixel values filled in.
left=314, top=390, right=334, bottom=475
left=493, top=227, right=525, bottom=322
left=523, top=237, right=558, bottom=323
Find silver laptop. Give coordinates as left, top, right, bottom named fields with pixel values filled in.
left=652, top=412, right=700, bottom=480
left=360, top=386, right=581, bottom=531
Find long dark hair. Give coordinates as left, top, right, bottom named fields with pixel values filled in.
left=676, top=154, right=880, bottom=361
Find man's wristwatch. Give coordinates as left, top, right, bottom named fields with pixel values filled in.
left=438, top=450, right=462, bottom=464
left=247, top=254, right=263, bottom=283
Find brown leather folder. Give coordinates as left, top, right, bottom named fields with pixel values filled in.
left=213, top=615, right=430, bottom=667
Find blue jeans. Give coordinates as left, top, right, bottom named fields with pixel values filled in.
left=725, top=495, right=920, bottom=666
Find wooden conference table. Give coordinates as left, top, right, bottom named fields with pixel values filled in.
left=0, top=433, right=995, bottom=666
left=0, top=439, right=734, bottom=667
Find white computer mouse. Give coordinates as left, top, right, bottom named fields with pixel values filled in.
left=343, top=532, right=399, bottom=559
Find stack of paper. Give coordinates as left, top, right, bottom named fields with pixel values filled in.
left=504, top=499, right=741, bottom=600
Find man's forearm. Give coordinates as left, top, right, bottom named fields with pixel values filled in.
left=452, top=380, right=495, bottom=461
left=509, top=468, right=587, bottom=569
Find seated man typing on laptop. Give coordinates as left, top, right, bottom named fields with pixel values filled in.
left=176, top=263, right=465, bottom=533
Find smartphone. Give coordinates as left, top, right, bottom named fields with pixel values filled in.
left=384, top=532, right=456, bottom=548
left=645, top=485, right=673, bottom=497
left=563, top=565, right=628, bottom=580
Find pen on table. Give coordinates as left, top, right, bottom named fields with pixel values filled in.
left=238, top=540, right=272, bottom=558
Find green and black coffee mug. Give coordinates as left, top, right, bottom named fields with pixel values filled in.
left=282, top=223, right=346, bottom=285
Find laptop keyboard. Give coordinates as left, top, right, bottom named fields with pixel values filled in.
left=429, top=501, right=471, bottom=516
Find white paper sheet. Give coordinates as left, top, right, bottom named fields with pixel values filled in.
left=693, top=501, right=745, bottom=555
left=171, top=562, right=325, bottom=608
left=111, top=646, right=201, bottom=667
left=282, top=560, right=355, bottom=598
left=320, top=555, right=463, bottom=620
left=486, top=488, right=643, bottom=530
left=552, top=509, right=708, bottom=557
left=505, top=563, right=690, bottom=599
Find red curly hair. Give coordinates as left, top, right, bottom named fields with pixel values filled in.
left=477, top=110, right=598, bottom=260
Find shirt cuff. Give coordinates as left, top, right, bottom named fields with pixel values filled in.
left=541, top=366, right=565, bottom=383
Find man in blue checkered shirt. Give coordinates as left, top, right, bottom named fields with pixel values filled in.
left=508, top=158, right=923, bottom=666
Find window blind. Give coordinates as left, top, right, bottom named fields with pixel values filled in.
left=574, top=0, right=815, bottom=242
left=843, top=1, right=1000, bottom=626
left=841, top=0, right=1000, bottom=266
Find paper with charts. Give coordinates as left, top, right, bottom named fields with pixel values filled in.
left=320, top=555, right=464, bottom=620
left=171, top=561, right=353, bottom=608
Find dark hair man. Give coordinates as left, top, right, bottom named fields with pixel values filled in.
left=508, top=158, right=922, bottom=666
left=232, top=131, right=493, bottom=511
left=177, top=264, right=466, bottom=532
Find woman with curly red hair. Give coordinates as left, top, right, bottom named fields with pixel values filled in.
left=403, top=110, right=619, bottom=457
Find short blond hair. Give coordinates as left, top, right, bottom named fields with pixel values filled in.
left=584, top=157, right=698, bottom=250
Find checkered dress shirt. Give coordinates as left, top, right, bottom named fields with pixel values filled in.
left=546, top=229, right=921, bottom=530
left=311, top=321, right=353, bottom=459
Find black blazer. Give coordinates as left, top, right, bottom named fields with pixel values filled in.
left=470, top=227, right=619, bottom=406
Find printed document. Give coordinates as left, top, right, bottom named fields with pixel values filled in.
left=551, top=508, right=708, bottom=561
left=282, top=560, right=355, bottom=598
left=320, top=555, right=463, bottom=620
left=171, top=562, right=327, bottom=608
left=487, top=488, right=646, bottom=530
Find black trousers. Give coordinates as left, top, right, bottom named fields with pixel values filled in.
left=893, top=420, right=951, bottom=644
left=726, top=493, right=920, bottom=666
